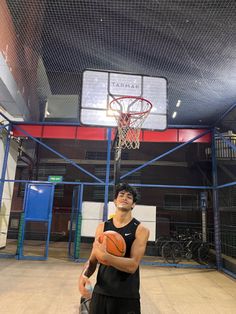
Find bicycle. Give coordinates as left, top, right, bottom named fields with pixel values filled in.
left=161, top=231, right=210, bottom=264
left=161, top=240, right=183, bottom=264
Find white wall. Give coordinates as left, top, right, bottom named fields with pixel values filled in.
left=81, top=202, right=104, bottom=237
left=0, top=133, right=18, bottom=248
left=81, top=201, right=156, bottom=241
left=108, top=202, right=156, bottom=241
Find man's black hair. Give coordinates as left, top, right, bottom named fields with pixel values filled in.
left=114, top=183, right=139, bottom=203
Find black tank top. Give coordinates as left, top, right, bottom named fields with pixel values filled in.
left=93, top=217, right=140, bottom=299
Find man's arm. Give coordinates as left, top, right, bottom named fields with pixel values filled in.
left=93, top=224, right=149, bottom=274
left=78, top=222, right=104, bottom=298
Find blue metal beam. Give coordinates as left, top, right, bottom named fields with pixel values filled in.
left=13, top=121, right=81, bottom=126
left=0, top=179, right=106, bottom=186
left=13, top=124, right=104, bottom=184
left=1, top=179, right=213, bottom=189
left=0, top=123, right=9, bottom=130
left=103, top=128, right=112, bottom=221
left=119, top=129, right=211, bottom=181
left=168, top=124, right=211, bottom=129
left=212, top=102, right=236, bottom=127
left=211, top=128, right=222, bottom=270
left=129, top=183, right=212, bottom=189
left=217, top=181, right=236, bottom=189
left=0, top=125, right=12, bottom=210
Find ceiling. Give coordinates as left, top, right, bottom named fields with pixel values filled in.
left=6, top=0, right=236, bottom=130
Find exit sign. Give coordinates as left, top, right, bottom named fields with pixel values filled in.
left=48, top=176, right=63, bottom=183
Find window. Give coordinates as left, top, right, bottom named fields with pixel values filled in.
left=164, top=194, right=198, bottom=210
left=93, top=166, right=140, bottom=201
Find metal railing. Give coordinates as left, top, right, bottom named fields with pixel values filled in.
left=206, top=135, right=236, bottom=160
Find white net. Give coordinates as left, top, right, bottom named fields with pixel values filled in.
left=109, top=97, right=152, bottom=149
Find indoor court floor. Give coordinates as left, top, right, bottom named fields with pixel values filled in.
left=0, top=258, right=236, bottom=314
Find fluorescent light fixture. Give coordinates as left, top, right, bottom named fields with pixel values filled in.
left=172, top=111, right=177, bottom=119
left=44, top=101, right=51, bottom=117
left=176, top=100, right=181, bottom=107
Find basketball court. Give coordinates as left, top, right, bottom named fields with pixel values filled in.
left=1, top=258, right=236, bottom=314
left=1, top=1, right=236, bottom=313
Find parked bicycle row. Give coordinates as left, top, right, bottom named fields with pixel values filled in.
left=155, top=229, right=210, bottom=264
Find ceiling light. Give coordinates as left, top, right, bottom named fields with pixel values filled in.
left=172, top=111, right=177, bottom=119
left=176, top=100, right=181, bottom=107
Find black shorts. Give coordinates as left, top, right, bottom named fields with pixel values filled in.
left=89, top=292, right=141, bottom=314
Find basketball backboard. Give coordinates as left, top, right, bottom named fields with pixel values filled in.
left=80, top=69, right=167, bottom=130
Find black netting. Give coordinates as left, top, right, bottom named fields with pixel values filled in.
left=4, top=0, right=236, bottom=126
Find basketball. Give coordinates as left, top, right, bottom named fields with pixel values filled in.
left=98, top=230, right=126, bottom=257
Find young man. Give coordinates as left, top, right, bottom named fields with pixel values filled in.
left=78, top=183, right=150, bottom=314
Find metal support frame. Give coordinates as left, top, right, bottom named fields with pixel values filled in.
left=0, top=124, right=12, bottom=210
left=17, top=183, right=55, bottom=260
left=0, top=123, right=9, bottom=130
left=68, top=184, right=84, bottom=260
left=0, top=111, right=235, bottom=274
left=216, top=131, right=236, bottom=152
left=211, top=128, right=222, bottom=270
left=212, top=102, right=236, bottom=127
left=213, top=130, right=236, bottom=274
left=13, top=124, right=104, bottom=184
left=215, top=130, right=236, bottom=189
left=119, top=129, right=211, bottom=181
left=103, top=128, right=112, bottom=221
left=68, top=186, right=78, bottom=258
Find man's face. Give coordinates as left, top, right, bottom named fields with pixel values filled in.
left=114, top=190, right=135, bottom=211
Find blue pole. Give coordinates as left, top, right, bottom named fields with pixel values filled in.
left=168, top=124, right=211, bottom=129
left=0, top=179, right=212, bottom=190
left=45, top=184, right=55, bottom=259
left=212, top=102, right=236, bottom=127
left=74, top=184, right=84, bottom=259
left=79, top=184, right=84, bottom=214
left=119, top=129, right=211, bottom=181
left=0, top=124, right=12, bottom=210
left=68, top=186, right=77, bottom=257
left=217, top=181, right=236, bottom=189
left=103, top=128, right=112, bottom=221
left=211, top=128, right=222, bottom=270
left=0, top=124, right=9, bottom=130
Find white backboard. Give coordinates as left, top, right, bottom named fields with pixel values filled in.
left=80, top=69, right=167, bottom=130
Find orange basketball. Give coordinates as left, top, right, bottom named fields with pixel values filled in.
left=98, top=230, right=126, bottom=257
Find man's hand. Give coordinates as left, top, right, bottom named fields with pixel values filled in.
left=78, top=275, right=93, bottom=299
left=93, top=236, right=110, bottom=265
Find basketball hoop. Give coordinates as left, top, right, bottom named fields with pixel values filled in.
left=109, top=96, right=153, bottom=149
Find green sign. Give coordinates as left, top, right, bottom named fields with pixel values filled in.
left=48, top=176, right=63, bottom=183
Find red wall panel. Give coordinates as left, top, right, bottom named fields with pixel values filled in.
left=76, top=127, right=107, bottom=140
left=13, top=125, right=43, bottom=138
left=42, top=126, right=77, bottom=139
left=143, top=129, right=178, bottom=142
left=178, top=129, right=211, bottom=143
left=12, top=124, right=211, bottom=143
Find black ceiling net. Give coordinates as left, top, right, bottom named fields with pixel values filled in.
left=5, top=0, right=236, bottom=130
